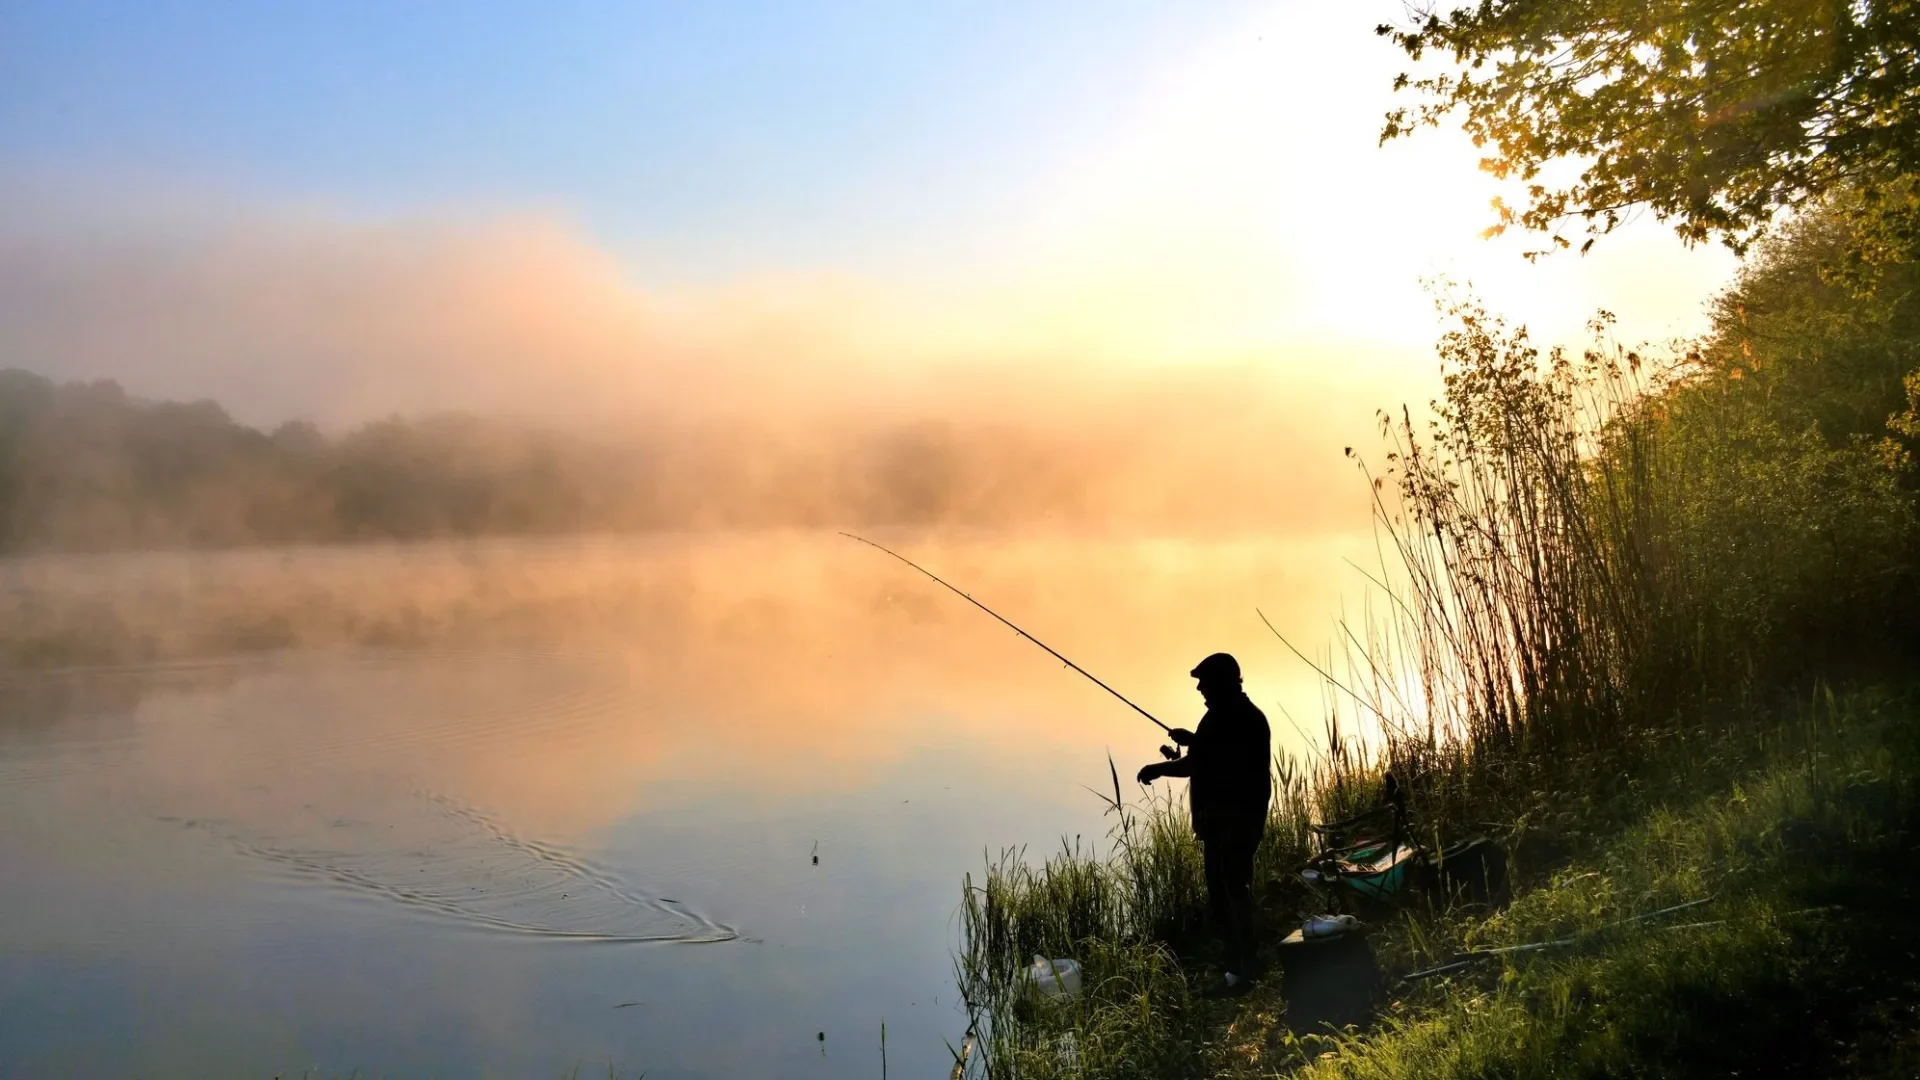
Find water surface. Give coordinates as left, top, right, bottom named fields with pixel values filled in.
left=0, top=532, right=1358, bottom=1078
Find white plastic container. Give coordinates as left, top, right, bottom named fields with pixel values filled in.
left=1302, top=913, right=1359, bottom=939
left=1027, top=955, right=1083, bottom=1001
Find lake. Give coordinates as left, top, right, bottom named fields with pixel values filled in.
left=0, top=532, right=1364, bottom=1078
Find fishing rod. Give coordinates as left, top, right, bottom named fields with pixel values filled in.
left=841, top=532, right=1173, bottom=735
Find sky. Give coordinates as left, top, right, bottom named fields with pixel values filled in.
left=0, top=0, right=1742, bottom=433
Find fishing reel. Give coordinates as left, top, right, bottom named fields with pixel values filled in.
left=1159, top=744, right=1181, bottom=761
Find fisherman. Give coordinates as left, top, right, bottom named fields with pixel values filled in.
left=1137, top=652, right=1272, bottom=993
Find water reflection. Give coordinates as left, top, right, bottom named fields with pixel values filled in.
left=0, top=531, right=1368, bottom=1078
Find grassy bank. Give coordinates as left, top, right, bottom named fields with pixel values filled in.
left=953, top=209, right=1920, bottom=1077
left=1257, top=685, right=1920, bottom=1078
left=955, top=687, right=1920, bottom=1080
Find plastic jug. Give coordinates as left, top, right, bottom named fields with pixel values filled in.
left=1027, top=955, right=1083, bottom=1001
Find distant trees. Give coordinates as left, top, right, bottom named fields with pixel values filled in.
left=0, top=368, right=1183, bottom=554
left=323, top=416, right=598, bottom=539
left=0, top=374, right=294, bottom=550
left=0, top=371, right=697, bottom=552
left=1379, top=0, right=1920, bottom=266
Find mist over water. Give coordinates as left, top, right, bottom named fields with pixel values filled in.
left=0, top=191, right=1403, bottom=557
left=0, top=531, right=1365, bottom=1078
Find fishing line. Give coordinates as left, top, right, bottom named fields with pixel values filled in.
left=841, top=532, right=1172, bottom=735
left=1257, top=607, right=1420, bottom=743
left=1273, top=699, right=1325, bottom=766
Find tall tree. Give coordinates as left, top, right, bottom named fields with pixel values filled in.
left=1378, top=0, right=1920, bottom=265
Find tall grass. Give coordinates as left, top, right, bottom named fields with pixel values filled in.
left=1333, top=291, right=1913, bottom=841
left=952, top=290, right=1920, bottom=1077
left=1290, top=688, right=1920, bottom=1080
left=951, top=761, right=1324, bottom=1079
left=1317, top=301, right=1696, bottom=845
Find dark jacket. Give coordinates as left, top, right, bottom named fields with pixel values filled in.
left=1157, top=690, right=1271, bottom=837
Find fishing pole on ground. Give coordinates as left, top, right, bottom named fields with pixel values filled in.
left=840, top=533, right=1180, bottom=757
left=1400, top=896, right=1718, bottom=982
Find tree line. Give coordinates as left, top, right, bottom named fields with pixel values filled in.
left=0, top=371, right=1124, bottom=553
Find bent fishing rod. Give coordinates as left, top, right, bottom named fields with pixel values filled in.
left=841, top=532, right=1172, bottom=735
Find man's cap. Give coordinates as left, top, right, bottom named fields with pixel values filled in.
left=1189, top=652, right=1241, bottom=682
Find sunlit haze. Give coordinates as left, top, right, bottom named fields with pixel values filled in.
left=3, top=2, right=1735, bottom=432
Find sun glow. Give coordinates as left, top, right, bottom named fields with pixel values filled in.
left=988, top=6, right=1737, bottom=369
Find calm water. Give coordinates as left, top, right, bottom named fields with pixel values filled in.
left=0, top=533, right=1359, bottom=1079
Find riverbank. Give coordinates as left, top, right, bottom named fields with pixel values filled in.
left=953, top=246, right=1920, bottom=1077
left=956, top=684, right=1920, bottom=1079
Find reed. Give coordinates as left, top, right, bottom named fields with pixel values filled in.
left=953, top=290, right=1920, bottom=1077
left=951, top=750, right=1342, bottom=1078
left=1286, top=688, right=1920, bottom=1080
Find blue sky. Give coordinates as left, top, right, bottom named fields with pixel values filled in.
left=0, top=1, right=1739, bottom=430
left=2, top=1, right=1257, bottom=278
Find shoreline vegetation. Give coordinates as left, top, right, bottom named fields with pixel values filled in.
left=952, top=200, right=1920, bottom=1078
left=0, top=365, right=1354, bottom=557
left=0, top=367, right=1048, bottom=551
left=958, top=688, right=1920, bottom=1079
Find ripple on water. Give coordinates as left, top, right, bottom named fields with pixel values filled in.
left=2, top=649, right=737, bottom=946
left=187, top=788, right=735, bottom=944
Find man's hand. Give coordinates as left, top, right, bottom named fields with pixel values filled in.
left=1169, top=728, right=1196, bottom=746
left=1136, top=762, right=1164, bottom=785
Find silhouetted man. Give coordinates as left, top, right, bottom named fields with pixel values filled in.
left=1137, top=652, right=1271, bottom=992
